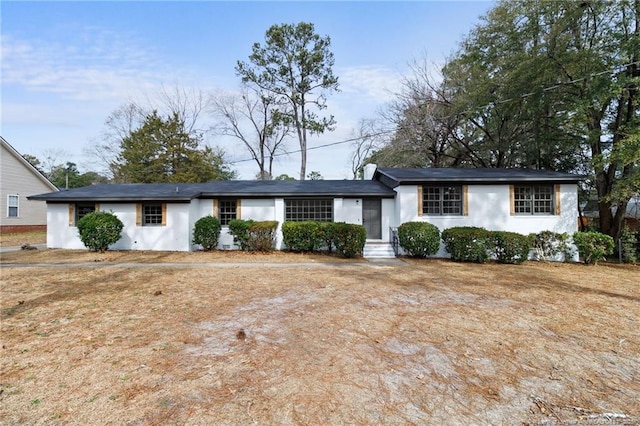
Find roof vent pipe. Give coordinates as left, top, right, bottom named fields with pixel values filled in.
left=363, top=163, right=377, bottom=180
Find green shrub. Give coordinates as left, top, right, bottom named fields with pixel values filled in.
left=76, top=211, right=124, bottom=252
left=492, top=231, right=533, bottom=264
left=318, top=222, right=339, bottom=253
left=332, top=222, right=367, bottom=258
left=228, top=219, right=278, bottom=251
left=228, top=219, right=255, bottom=250
left=534, top=230, right=572, bottom=261
left=620, top=227, right=638, bottom=263
left=282, top=221, right=323, bottom=252
left=192, top=216, right=222, bottom=251
left=397, top=221, right=441, bottom=258
left=572, top=231, right=614, bottom=265
left=247, top=221, right=278, bottom=251
left=441, top=226, right=492, bottom=263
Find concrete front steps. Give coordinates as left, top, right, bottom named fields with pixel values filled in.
left=363, top=241, right=396, bottom=259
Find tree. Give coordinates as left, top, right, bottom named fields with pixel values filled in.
left=378, top=0, right=639, bottom=243
left=88, top=87, right=210, bottom=180
left=114, top=111, right=235, bottom=183
left=49, top=162, right=109, bottom=188
left=349, top=119, right=389, bottom=179
left=274, top=173, right=295, bottom=181
left=306, top=171, right=323, bottom=180
left=210, top=88, right=290, bottom=180
left=236, top=22, right=339, bottom=180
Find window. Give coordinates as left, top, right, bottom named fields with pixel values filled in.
left=218, top=199, right=237, bottom=225
left=142, top=203, right=164, bottom=226
left=513, top=185, right=554, bottom=215
left=7, top=195, right=18, bottom=217
left=285, top=199, right=333, bottom=222
left=422, top=186, right=463, bottom=215
left=75, top=203, right=96, bottom=223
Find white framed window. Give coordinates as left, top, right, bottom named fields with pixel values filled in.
left=285, top=199, right=333, bottom=222
left=514, top=185, right=554, bottom=215
left=218, top=199, right=237, bottom=225
left=7, top=195, right=19, bottom=218
left=142, top=203, right=164, bottom=226
left=422, top=186, right=463, bottom=215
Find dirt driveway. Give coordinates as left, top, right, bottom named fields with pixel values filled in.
left=1, top=251, right=638, bottom=424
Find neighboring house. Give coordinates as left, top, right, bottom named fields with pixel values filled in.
left=29, top=165, right=582, bottom=258
left=582, top=197, right=640, bottom=231
left=1, top=137, right=58, bottom=233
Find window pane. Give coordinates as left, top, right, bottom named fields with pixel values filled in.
left=533, top=186, right=553, bottom=214
left=514, top=185, right=553, bottom=215
left=76, top=204, right=95, bottom=222
left=143, top=204, right=163, bottom=225
left=422, top=186, right=462, bottom=215
left=442, top=186, right=462, bottom=215
left=285, top=199, right=333, bottom=222
left=218, top=199, right=237, bottom=225
left=7, top=195, right=18, bottom=217
left=514, top=186, right=532, bottom=214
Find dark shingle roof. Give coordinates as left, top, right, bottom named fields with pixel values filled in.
left=375, top=167, right=583, bottom=187
left=28, top=180, right=396, bottom=202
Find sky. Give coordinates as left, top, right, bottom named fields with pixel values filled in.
left=1, top=1, right=494, bottom=180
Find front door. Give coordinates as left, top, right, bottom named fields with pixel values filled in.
left=362, top=198, right=382, bottom=239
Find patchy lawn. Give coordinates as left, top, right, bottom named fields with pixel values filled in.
left=1, top=253, right=638, bottom=424
left=0, top=231, right=46, bottom=247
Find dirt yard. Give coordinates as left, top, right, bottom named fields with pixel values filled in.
left=1, top=250, right=638, bottom=425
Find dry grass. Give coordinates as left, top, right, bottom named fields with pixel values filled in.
left=0, top=231, right=46, bottom=247
left=1, top=252, right=638, bottom=425
left=0, top=248, right=363, bottom=264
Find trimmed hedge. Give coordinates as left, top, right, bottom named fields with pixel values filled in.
left=319, top=222, right=339, bottom=253
left=76, top=211, right=124, bottom=252
left=332, top=223, right=366, bottom=258
left=282, top=221, right=322, bottom=252
left=397, top=221, right=441, bottom=258
left=572, top=231, right=614, bottom=265
left=247, top=221, right=278, bottom=251
left=492, top=231, right=534, bottom=264
left=282, top=221, right=365, bottom=258
left=441, top=226, right=493, bottom=263
left=192, top=216, right=222, bottom=250
left=228, top=219, right=278, bottom=251
left=228, top=219, right=254, bottom=250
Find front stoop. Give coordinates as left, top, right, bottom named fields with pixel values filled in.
left=363, top=241, right=396, bottom=259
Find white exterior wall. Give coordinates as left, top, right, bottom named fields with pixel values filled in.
left=394, top=184, right=579, bottom=256
left=47, top=202, right=192, bottom=251
left=335, top=198, right=361, bottom=224
left=214, top=198, right=276, bottom=250
left=47, top=204, right=86, bottom=249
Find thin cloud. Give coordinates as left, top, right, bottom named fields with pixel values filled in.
left=337, top=65, right=403, bottom=103
left=1, top=29, right=170, bottom=102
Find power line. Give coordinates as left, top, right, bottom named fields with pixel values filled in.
left=227, top=130, right=395, bottom=165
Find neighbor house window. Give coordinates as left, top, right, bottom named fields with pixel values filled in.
left=136, top=203, right=166, bottom=226
left=285, top=199, right=333, bottom=222
left=421, top=186, right=463, bottom=215
left=218, top=199, right=238, bottom=225
left=7, top=195, right=18, bottom=217
left=513, top=185, right=554, bottom=215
